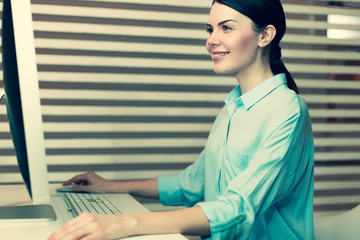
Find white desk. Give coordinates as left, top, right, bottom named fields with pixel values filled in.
left=0, top=184, right=188, bottom=240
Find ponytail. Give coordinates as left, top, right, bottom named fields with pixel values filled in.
left=270, top=45, right=299, bottom=94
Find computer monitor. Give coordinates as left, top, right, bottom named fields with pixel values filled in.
left=0, top=0, right=56, bottom=221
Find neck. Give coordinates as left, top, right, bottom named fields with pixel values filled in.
left=235, top=59, right=273, bottom=95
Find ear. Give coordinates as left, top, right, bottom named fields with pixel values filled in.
left=258, top=25, right=276, bottom=48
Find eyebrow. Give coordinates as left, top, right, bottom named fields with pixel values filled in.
left=207, top=19, right=237, bottom=28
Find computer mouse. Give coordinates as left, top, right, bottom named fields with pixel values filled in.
left=56, top=185, right=73, bottom=192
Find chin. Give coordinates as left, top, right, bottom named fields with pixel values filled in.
left=213, top=66, right=235, bottom=75
left=212, top=61, right=240, bottom=75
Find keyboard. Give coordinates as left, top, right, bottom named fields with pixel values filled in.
left=64, top=192, right=123, bottom=216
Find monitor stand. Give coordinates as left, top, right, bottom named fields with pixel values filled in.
left=0, top=204, right=57, bottom=222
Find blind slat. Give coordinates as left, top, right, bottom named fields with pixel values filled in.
left=31, top=4, right=209, bottom=23
left=284, top=4, right=360, bottom=16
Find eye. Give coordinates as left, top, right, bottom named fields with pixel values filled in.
left=206, top=26, right=213, bottom=34
left=222, top=25, right=232, bottom=31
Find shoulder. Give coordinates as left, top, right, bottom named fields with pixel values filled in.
left=259, top=84, right=311, bottom=132
left=271, top=85, right=308, bottom=117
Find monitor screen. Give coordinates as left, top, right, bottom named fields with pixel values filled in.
left=2, top=0, right=30, bottom=195
left=1, top=0, right=51, bottom=204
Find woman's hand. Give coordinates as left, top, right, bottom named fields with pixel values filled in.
left=63, top=171, right=159, bottom=197
left=48, top=213, right=132, bottom=240
left=63, top=171, right=114, bottom=193
left=48, top=207, right=210, bottom=240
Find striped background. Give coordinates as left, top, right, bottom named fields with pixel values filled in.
left=0, top=0, right=359, bottom=218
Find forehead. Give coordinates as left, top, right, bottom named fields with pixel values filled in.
left=208, top=2, right=249, bottom=24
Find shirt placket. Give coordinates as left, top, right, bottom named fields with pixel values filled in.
left=216, top=100, right=242, bottom=197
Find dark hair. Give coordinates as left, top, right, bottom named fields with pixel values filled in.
left=213, top=0, right=299, bottom=94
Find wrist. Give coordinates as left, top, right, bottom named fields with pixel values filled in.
left=105, top=214, right=138, bottom=239
left=105, top=180, right=130, bottom=193
left=117, top=214, right=139, bottom=237
left=104, top=180, right=118, bottom=193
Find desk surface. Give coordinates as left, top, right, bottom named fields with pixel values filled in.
left=0, top=184, right=188, bottom=240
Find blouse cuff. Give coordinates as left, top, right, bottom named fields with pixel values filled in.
left=158, top=175, right=185, bottom=206
left=196, top=199, right=252, bottom=239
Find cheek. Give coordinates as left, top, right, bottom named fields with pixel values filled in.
left=232, top=33, right=258, bottom=55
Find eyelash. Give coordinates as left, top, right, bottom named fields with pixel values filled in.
left=206, top=25, right=232, bottom=34
left=222, top=25, right=232, bottom=31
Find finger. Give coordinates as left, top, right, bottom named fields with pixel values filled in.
left=69, top=214, right=103, bottom=240
left=63, top=173, right=89, bottom=186
left=72, top=184, right=91, bottom=193
left=81, top=230, right=104, bottom=240
left=49, top=213, right=96, bottom=240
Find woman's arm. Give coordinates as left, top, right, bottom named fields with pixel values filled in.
left=63, top=171, right=159, bottom=198
left=48, top=206, right=210, bottom=240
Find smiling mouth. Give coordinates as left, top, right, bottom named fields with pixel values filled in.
left=213, top=52, right=229, bottom=57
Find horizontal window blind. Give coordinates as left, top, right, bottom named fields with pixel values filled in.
left=0, top=0, right=359, bottom=217
left=280, top=0, right=360, bottom=217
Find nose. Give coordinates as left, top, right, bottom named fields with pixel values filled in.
left=206, top=33, right=220, bottom=52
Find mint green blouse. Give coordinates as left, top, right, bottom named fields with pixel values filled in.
left=159, top=74, right=314, bottom=240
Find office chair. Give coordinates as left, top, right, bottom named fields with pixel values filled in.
left=314, top=204, right=360, bottom=240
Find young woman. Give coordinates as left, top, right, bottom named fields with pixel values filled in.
left=49, top=0, right=314, bottom=239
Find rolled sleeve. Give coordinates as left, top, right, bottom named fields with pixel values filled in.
left=196, top=153, right=285, bottom=239
left=158, top=150, right=206, bottom=207
left=197, top=196, right=253, bottom=240
left=158, top=174, right=184, bottom=206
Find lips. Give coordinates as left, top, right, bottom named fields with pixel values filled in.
left=212, top=51, right=229, bottom=61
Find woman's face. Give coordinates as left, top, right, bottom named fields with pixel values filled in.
left=206, top=2, right=261, bottom=75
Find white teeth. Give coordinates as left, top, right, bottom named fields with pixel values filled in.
left=214, top=52, right=229, bottom=57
